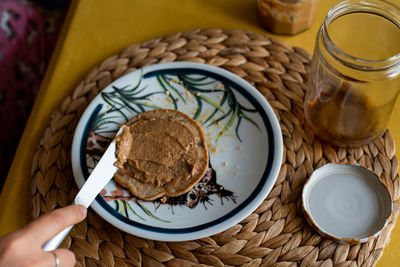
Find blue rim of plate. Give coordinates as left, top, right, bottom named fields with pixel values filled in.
left=72, top=62, right=283, bottom=240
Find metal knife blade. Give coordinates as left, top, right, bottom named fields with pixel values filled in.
left=43, top=137, right=119, bottom=251
left=74, top=141, right=117, bottom=208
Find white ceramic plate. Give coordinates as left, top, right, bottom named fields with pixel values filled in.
left=71, top=62, right=283, bottom=241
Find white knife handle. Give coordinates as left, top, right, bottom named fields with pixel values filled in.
left=42, top=129, right=121, bottom=251
left=42, top=225, right=73, bottom=251
left=42, top=199, right=78, bottom=251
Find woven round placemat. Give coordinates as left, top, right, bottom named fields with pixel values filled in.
left=31, top=29, right=399, bottom=267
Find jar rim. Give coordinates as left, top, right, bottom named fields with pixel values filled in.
left=322, top=0, right=400, bottom=71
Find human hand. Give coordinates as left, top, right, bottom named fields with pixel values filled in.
left=0, top=204, right=87, bottom=267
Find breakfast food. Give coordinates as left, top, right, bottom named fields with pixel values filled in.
left=114, top=109, right=209, bottom=201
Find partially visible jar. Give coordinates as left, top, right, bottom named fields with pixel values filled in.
left=304, top=0, right=400, bottom=147
left=257, top=0, right=319, bottom=35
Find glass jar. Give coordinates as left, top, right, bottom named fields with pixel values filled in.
left=304, top=0, right=400, bottom=147
left=257, top=0, right=319, bottom=35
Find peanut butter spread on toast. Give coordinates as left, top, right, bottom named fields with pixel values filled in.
left=114, top=109, right=208, bottom=200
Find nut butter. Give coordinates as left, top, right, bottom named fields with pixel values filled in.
left=304, top=0, right=400, bottom=147
left=257, top=0, right=318, bottom=35
left=114, top=109, right=209, bottom=200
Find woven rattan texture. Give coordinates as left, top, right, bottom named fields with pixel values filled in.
left=31, top=29, right=400, bottom=267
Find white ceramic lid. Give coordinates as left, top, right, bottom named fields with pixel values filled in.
left=302, top=164, right=392, bottom=243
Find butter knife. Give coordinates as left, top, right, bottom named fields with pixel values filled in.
left=42, top=138, right=118, bottom=251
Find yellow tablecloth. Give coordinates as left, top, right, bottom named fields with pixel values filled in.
left=1, top=0, right=399, bottom=265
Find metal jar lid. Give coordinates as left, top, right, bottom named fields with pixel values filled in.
left=302, top=164, right=392, bottom=244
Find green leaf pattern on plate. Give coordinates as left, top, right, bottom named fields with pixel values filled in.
left=87, top=71, right=258, bottom=222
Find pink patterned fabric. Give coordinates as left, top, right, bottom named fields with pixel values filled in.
left=0, top=0, right=67, bottom=186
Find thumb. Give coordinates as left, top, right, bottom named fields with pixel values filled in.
left=24, top=205, right=87, bottom=244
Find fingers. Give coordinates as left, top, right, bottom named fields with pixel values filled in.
left=24, top=205, right=87, bottom=244
left=49, top=249, right=76, bottom=267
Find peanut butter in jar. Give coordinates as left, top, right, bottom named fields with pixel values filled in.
left=304, top=0, right=400, bottom=147
left=304, top=80, right=392, bottom=147
left=257, top=0, right=319, bottom=35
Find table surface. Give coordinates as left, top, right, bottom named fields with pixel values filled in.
left=1, top=0, right=399, bottom=265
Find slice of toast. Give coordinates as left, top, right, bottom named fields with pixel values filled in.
left=114, top=109, right=209, bottom=201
